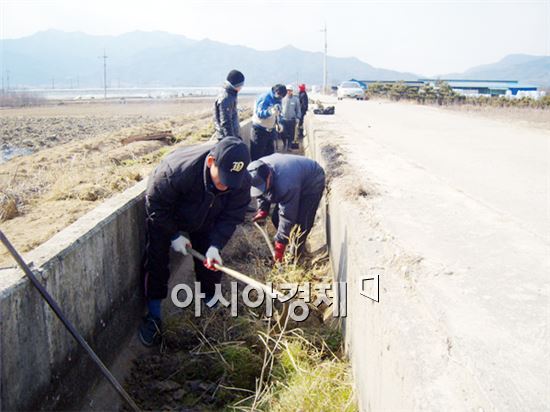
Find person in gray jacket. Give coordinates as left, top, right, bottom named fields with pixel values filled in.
left=213, top=70, right=245, bottom=140
left=280, top=84, right=301, bottom=151
left=247, top=154, right=325, bottom=262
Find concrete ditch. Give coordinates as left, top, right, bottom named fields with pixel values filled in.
left=1, top=108, right=519, bottom=411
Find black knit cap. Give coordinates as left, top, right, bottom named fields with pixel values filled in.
left=226, top=70, right=245, bottom=88
left=272, top=84, right=287, bottom=98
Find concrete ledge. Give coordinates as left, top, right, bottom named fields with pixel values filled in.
left=0, top=120, right=252, bottom=411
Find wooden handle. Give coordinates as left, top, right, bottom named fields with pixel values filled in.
left=187, top=247, right=282, bottom=300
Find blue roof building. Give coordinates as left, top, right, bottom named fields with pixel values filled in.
left=349, top=78, right=538, bottom=96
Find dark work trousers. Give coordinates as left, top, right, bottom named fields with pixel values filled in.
left=271, top=189, right=324, bottom=255
left=281, top=119, right=296, bottom=151
left=189, top=231, right=222, bottom=299
left=251, top=125, right=275, bottom=161
left=144, top=219, right=221, bottom=300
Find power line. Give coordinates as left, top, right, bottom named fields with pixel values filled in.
left=99, top=49, right=108, bottom=99
left=321, top=23, right=328, bottom=94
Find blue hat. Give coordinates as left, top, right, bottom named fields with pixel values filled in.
left=247, top=160, right=271, bottom=197
left=211, top=137, right=250, bottom=189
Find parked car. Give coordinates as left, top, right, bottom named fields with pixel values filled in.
left=337, top=81, right=366, bottom=100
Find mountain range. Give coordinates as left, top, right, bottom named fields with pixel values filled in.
left=0, top=30, right=548, bottom=88
left=443, top=54, right=550, bottom=86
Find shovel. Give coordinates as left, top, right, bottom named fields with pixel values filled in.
left=186, top=245, right=291, bottom=326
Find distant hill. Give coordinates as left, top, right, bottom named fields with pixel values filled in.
left=0, top=30, right=417, bottom=88
left=442, top=54, right=550, bottom=86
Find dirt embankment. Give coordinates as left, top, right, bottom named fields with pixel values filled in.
left=0, top=100, right=252, bottom=266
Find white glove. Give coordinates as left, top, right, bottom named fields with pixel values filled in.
left=171, top=234, right=191, bottom=255
left=205, top=246, right=222, bottom=270
left=269, top=105, right=281, bottom=116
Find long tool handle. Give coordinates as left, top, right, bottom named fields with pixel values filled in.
left=0, top=230, right=141, bottom=412
left=187, top=247, right=282, bottom=300
left=253, top=222, right=276, bottom=258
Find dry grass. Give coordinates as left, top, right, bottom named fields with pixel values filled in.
left=124, top=222, right=357, bottom=411
left=0, top=109, right=219, bottom=265
left=0, top=189, right=19, bottom=221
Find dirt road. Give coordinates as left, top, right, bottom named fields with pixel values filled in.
left=311, top=98, right=549, bottom=409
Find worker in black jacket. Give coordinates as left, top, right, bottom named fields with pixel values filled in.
left=298, top=84, right=309, bottom=138
left=213, top=70, right=245, bottom=140
left=140, top=137, right=251, bottom=346
left=248, top=153, right=325, bottom=262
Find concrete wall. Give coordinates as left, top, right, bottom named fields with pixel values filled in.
left=0, top=120, right=252, bottom=411
left=304, top=115, right=494, bottom=411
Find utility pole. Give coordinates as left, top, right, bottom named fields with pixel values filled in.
left=321, top=22, right=328, bottom=94
left=99, top=49, right=108, bottom=99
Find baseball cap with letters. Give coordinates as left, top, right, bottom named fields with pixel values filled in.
left=211, top=136, right=250, bottom=189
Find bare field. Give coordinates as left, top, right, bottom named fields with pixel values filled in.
left=0, top=98, right=251, bottom=266
left=0, top=99, right=219, bottom=158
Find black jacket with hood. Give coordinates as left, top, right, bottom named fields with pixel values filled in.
left=214, top=85, right=241, bottom=139
left=145, top=143, right=251, bottom=249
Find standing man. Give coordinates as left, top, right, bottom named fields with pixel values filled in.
left=280, top=84, right=301, bottom=151
left=298, top=84, right=309, bottom=138
left=248, top=154, right=325, bottom=262
left=251, top=84, right=287, bottom=161
left=213, top=70, right=245, bottom=140
left=140, top=137, right=251, bottom=346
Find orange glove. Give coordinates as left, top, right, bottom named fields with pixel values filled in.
left=274, top=241, right=286, bottom=262
left=253, top=210, right=268, bottom=222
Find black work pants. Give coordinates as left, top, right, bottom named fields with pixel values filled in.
left=144, top=220, right=221, bottom=300
left=251, top=126, right=275, bottom=161
left=281, top=119, right=296, bottom=151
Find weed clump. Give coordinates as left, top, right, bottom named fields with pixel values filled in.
left=0, top=190, right=19, bottom=221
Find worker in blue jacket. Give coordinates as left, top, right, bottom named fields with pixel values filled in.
left=247, top=153, right=325, bottom=262
left=251, top=84, right=287, bottom=161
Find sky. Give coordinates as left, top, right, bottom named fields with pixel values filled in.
left=0, top=0, right=548, bottom=76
